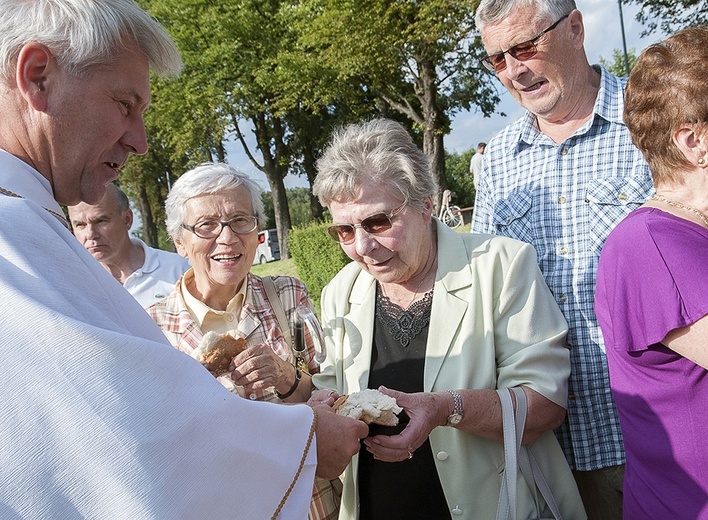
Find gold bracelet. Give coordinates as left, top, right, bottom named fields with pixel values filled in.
left=271, top=408, right=317, bottom=519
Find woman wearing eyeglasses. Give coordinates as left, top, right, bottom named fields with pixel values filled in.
left=146, top=162, right=341, bottom=520
left=311, top=118, right=585, bottom=520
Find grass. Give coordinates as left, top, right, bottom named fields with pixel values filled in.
left=250, top=257, right=300, bottom=278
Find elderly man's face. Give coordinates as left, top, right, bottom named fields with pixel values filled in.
left=68, top=189, right=132, bottom=265
left=480, top=7, right=581, bottom=123
left=43, top=39, right=151, bottom=206
left=175, top=186, right=259, bottom=307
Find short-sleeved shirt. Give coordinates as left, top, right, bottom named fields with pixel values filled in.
left=595, top=207, right=708, bottom=519
left=471, top=66, right=653, bottom=470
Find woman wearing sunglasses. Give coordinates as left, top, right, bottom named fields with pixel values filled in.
left=311, top=118, right=585, bottom=520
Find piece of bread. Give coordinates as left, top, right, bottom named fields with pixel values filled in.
left=193, top=332, right=247, bottom=375
left=333, top=389, right=402, bottom=426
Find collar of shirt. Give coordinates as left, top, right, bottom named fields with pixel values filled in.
left=516, top=65, right=627, bottom=150
left=179, top=268, right=248, bottom=334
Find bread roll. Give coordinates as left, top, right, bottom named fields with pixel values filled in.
left=333, top=389, right=402, bottom=426
left=193, top=332, right=247, bottom=375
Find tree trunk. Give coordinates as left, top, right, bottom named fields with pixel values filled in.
left=138, top=182, right=158, bottom=248
left=253, top=113, right=292, bottom=259
left=302, top=142, right=325, bottom=222
left=419, top=57, right=448, bottom=213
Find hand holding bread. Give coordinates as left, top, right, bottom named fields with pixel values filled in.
left=333, top=389, right=402, bottom=426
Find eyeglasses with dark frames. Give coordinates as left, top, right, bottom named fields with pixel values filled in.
left=181, top=215, right=258, bottom=239
left=480, top=13, right=569, bottom=73
left=327, top=200, right=408, bottom=244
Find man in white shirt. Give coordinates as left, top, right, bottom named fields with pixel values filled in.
left=469, top=142, right=486, bottom=190
left=0, top=1, right=367, bottom=517
left=69, top=184, right=189, bottom=307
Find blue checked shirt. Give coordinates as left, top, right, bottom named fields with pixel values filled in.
left=471, top=67, right=653, bottom=471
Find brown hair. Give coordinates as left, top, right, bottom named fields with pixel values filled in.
left=624, top=25, right=708, bottom=185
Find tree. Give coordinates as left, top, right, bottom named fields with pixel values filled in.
left=599, top=48, right=638, bottom=78
left=288, top=0, right=500, bottom=209
left=623, top=0, right=707, bottom=35
left=445, top=148, right=476, bottom=210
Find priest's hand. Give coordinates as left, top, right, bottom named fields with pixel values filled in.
left=311, top=404, right=368, bottom=479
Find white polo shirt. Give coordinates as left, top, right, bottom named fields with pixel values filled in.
left=124, top=237, right=190, bottom=308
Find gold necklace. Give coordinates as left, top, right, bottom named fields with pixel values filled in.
left=652, top=194, right=708, bottom=228
left=0, top=185, right=70, bottom=228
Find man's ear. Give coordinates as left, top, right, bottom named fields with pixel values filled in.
left=123, top=208, right=134, bottom=231
left=567, top=9, right=585, bottom=51
left=15, top=42, right=54, bottom=112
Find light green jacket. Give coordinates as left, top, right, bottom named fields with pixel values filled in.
left=313, top=220, right=586, bottom=520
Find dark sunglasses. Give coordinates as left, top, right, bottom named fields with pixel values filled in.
left=481, top=13, right=569, bottom=73
left=327, top=200, right=408, bottom=244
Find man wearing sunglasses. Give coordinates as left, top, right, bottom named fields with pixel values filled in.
left=471, top=1, right=654, bottom=519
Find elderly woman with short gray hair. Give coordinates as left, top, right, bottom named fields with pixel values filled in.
left=148, top=162, right=340, bottom=520
left=312, top=118, right=585, bottom=519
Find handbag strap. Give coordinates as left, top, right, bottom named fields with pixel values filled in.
left=262, top=276, right=293, bottom=351
left=496, top=387, right=564, bottom=520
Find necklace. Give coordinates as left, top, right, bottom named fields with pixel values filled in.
left=0, top=185, right=70, bottom=228
left=652, top=193, right=708, bottom=228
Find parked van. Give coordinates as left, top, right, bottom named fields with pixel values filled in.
left=253, top=228, right=280, bottom=265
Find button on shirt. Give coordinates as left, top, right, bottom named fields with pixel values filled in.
left=471, top=66, right=654, bottom=471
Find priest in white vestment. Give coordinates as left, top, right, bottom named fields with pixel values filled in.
left=0, top=1, right=366, bottom=518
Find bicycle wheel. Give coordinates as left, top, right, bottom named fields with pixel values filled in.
left=442, top=206, right=462, bottom=228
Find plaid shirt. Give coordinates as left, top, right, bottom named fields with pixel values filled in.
left=147, top=272, right=340, bottom=520
left=471, top=67, right=654, bottom=471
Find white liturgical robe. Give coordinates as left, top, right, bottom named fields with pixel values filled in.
left=0, top=149, right=316, bottom=519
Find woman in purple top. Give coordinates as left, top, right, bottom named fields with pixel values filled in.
left=595, top=26, right=708, bottom=520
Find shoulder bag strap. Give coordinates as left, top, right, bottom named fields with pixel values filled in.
left=262, top=276, right=293, bottom=351
left=510, top=387, right=564, bottom=520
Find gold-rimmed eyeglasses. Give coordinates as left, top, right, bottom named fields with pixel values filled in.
left=327, top=200, right=408, bottom=244
left=481, top=13, right=569, bottom=73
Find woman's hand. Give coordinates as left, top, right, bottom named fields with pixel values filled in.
left=228, top=341, right=294, bottom=395
left=362, top=386, right=449, bottom=463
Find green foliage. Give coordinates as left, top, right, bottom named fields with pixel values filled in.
left=599, top=48, right=638, bottom=78
left=445, top=148, right=476, bottom=208
left=262, top=187, right=317, bottom=229
left=289, top=220, right=350, bottom=308
left=623, top=0, right=706, bottom=36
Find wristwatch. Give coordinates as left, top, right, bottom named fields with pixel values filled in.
left=445, top=389, right=464, bottom=426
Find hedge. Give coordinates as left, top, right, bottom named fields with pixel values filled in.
left=289, top=220, right=350, bottom=310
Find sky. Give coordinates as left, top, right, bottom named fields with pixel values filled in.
left=223, top=0, right=662, bottom=191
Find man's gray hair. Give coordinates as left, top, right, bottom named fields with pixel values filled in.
left=0, top=0, right=182, bottom=83
left=313, top=118, right=437, bottom=210
left=165, top=163, right=266, bottom=241
left=475, top=0, right=576, bottom=32
left=108, top=183, right=131, bottom=213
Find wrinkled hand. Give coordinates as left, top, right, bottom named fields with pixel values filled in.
left=363, top=386, right=447, bottom=463
left=308, top=389, right=340, bottom=407
left=229, top=335, right=292, bottom=395
left=312, top=404, right=368, bottom=479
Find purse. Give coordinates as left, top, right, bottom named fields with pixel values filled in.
left=496, top=387, right=563, bottom=520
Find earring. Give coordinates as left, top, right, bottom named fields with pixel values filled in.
left=699, top=156, right=706, bottom=167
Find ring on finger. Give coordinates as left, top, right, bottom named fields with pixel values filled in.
left=407, top=446, right=414, bottom=459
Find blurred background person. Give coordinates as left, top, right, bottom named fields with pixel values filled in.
left=595, top=25, right=708, bottom=520
left=148, top=162, right=340, bottom=519
left=469, top=141, right=486, bottom=190
left=312, top=118, right=585, bottom=520
left=68, top=183, right=189, bottom=307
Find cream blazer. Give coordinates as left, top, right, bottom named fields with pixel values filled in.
left=313, top=220, right=586, bottom=520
